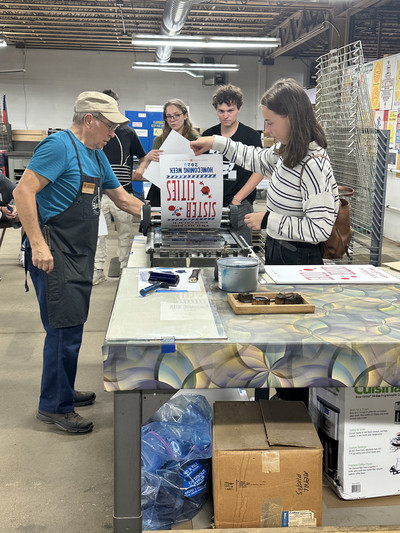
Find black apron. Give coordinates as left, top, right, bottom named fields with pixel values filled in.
left=40, top=130, right=102, bottom=328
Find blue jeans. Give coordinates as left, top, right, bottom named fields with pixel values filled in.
left=27, top=246, right=84, bottom=413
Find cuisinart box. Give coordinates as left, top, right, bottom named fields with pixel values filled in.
left=309, top=387, right=400, bottom=500
left=213, top=400, right=323, bottom=528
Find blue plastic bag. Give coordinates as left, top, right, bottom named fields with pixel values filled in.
left=141, top=394, right=212, bottom=530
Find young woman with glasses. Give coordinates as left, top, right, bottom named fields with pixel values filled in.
left=146, top=99, right=199, bottom=207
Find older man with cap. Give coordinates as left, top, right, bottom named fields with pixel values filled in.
left=13, top=91, right=144, bottom=434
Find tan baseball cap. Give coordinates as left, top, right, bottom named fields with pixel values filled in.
left=74, top=91, right=129, bottom=125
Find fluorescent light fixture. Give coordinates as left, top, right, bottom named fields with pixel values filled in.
left=0, top=69, right=26, bottom=73
left=132, top=61, right=239, bottom=73
left=0, top=34, right=7, bottom=47
left=181, top=71, right=203, bottom=78
left=132, top=34, right=280, bottom=49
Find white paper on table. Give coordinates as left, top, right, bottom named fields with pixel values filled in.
left=143, top=129, right=194, bottom=187
left=98, top=210, right=108, bottom=236
left=138, top=268, right=202, bottom=293
left=106, top=268, right=225, bottom=341
left=160, top=292, right=215, bottom=321
left=263, top=264, right=400, bottom=285
left=160, top=153, right=223, bottom=229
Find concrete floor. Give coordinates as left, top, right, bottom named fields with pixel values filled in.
left=1, top=222, right=400, bottom=532
left=1, top=226, right=119, bottom=532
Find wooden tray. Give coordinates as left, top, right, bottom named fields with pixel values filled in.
left=227, top=292, right=315, bottom=315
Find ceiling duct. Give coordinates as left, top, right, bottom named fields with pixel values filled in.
left=156, top=0, right=214, bottom=64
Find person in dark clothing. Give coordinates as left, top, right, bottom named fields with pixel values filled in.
left=93, top=89, right=147, bottom=284
left=0, top=171, right=19, bottom=224
left=202, top=84, right=264, bottom=245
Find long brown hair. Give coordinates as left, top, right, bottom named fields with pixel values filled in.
left=160, top=99, right=198, bottom=143
left=261, top=78, right=327, bottom=168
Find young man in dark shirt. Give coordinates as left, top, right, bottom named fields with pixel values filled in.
left=202, top=84, right=263, bottom=245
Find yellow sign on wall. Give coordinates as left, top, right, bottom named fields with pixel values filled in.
left=370, top=59, right=383, bottom=110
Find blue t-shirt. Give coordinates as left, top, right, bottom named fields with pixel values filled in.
left=28, top=130, right=120, bottom=222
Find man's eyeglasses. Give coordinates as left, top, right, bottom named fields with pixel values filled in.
left=165, top=113, right=184, bottom=121
left=94, top=115, right=119, bottom=132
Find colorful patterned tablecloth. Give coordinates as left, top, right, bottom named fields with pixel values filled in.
left=103, top=269, right=400, bottom=391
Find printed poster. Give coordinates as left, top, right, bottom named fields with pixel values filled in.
left=264, top=264, right=400, bottom=285
left=394, top=58, right=400, bottom=108
left=374, top=109, right=389, bottom=130
left=160, top=153, right=223, bottom=229
left=370, top=59, right=382, bottom=110
left=363, top=62, right=373, bottom=99
left=374, top=109, right=385, bottom=129
left=388, top=109, right=398, bottom=148
left=395, top=110, right=400, bottom=150
left=380, top=57, right=396, bottom=110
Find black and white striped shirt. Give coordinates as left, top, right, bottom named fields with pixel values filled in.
left=213, top=136, right=339, bottom=244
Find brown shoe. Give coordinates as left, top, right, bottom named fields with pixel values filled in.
left=36, top=410, right=93, bottom=433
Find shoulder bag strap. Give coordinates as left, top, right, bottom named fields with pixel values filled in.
left=338, top=185, right=354, bottom=197
left=299, top=155, right=354, bottom=198
left=299, top=154, right=330, bottom=185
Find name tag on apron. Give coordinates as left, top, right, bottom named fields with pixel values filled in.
left=82, top=182, right=96, bottom=194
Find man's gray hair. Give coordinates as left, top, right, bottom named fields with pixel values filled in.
left=73, top=111, right=106, bottom=125
left=72, top=112, right=88, bottom=125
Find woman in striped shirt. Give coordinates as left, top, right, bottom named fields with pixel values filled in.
left=191, top=78, right=339, bottom=265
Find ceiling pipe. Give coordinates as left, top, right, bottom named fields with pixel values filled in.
left=155, top=0, right=214, bottom=64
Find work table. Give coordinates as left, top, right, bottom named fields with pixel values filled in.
left=105, top=240, right=400, bottom=532
left=104, top=266, right=400, bottom=391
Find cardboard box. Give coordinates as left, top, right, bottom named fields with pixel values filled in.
left=309, top=387, right=400, bottom=500
left=213, top=400, right=323, bottom=528
left=12, top=129, right=47, bottom=142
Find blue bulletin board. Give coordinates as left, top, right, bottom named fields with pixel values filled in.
left=125, top=110, right=164, bottom=153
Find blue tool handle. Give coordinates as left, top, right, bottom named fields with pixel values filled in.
left=140, top=281, right=168, bottom=297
